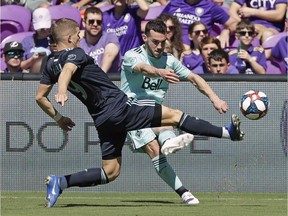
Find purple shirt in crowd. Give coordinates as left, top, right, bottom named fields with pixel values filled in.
left=80, top=31, right=121, bottom=73
left=193, top=62, right=239, bottom=74
left=102, top=5, right=143, bottom=57
left=22, top=34, right=50, bottom=59
left=229, top=45, right=267, bottom=74
left=271, top=36, right=288, bottom=73
left=162, top=0, right=230, bottom=45
left=181, top=52, right=203, bottom=71
left=234, top=0, right=287, bottom=32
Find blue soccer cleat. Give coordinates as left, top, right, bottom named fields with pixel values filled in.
left=45, top=175, right=62, bottom=208
left=226, top=114, right=244, bottom=141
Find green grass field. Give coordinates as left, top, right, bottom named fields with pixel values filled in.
left=1, top=192, right=287, bottom=216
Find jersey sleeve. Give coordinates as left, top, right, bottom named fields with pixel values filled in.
left=64, top=48, right=89, bottom=68
left=40, top=48, right=90, bottom=85
left=39, top=60, right=53, bottom=85
left=170, top=55, right=191, bottom=80
left=122, top=49, right=144, bottom=74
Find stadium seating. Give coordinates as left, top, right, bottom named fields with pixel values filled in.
left=269, top=59, right=286, bottom=74
left=266, top=60, right=283, bottom=74
left=262, top=32, right=287, bottom=49
left=0, top=31, right=35, bottom=51
left=48, top=5, right=82, bottom=26
left=262, top=32, right=287, bottom=74
left=0, top=5, right=32, bottom=42
left=1, top=21, right=23, bottom=42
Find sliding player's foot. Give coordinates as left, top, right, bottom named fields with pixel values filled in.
left=45, top=175, right=62, bottom=208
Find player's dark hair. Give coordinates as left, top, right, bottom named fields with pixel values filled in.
left=84, top=6, right=103, bottom=20
left=145, top=19, right=167, bottom=36
left=208, top=49, right=229, bottom=64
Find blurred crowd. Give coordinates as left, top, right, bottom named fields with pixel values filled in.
left=1, top=0, right=287, bottom=74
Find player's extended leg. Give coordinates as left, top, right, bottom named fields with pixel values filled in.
left=45, top=127, right=126, bottom=208
left=160, top=105, right=244, bottom=141
left=143, top=139, right=199, bottom=205
left=45, top=158, right=121, bottom=208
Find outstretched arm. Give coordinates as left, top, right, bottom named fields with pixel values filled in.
left=35, top=83, right=75, bottom=131
left=36, top=83, right=57, bottom=118
left=55, top=62, right=78, bottom=106
left=133, top=62, right=180, bottom=83
left=186, top=72, right=228, bottom=114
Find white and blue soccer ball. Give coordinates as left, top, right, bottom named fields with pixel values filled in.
left=240, top=90, right=270, bottom=120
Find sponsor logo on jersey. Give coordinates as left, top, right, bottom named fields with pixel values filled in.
left=141, top=77, right=163, bottom=90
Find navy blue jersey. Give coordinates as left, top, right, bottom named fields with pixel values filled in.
left=40, top=47, right=128, bottom=126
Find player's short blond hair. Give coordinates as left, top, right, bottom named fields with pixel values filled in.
left=51, top=18, right=79, bottom=44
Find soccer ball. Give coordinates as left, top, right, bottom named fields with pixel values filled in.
left=240, top=90, right=270, bottom=120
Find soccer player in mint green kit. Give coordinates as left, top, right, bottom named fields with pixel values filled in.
left=38, top=18, right=244, bottom=208
left=121, top=19, right=234, bottom=205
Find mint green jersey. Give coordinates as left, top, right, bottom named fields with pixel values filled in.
left=121, top=45, right=191, bottom=104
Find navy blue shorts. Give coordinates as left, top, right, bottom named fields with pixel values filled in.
left=96, top=98, right=162, bottom=160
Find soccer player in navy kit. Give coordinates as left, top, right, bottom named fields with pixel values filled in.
left=36, top=18, right=244, bottom=208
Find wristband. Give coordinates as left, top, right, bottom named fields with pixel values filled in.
left=53, top=112, right=62, bottom=122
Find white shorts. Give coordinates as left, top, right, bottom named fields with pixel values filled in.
left=128, top=128, right=156, bottom=153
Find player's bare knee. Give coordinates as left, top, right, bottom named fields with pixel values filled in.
left=103, top=167, right=121, bottom=182
left=102, top=159, right=121, bottom=181
left=162, top=106, right=183, bottom=126
left=108, top=172, right=120, bottom=182
left=172, top=109, right=183, bottom=125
